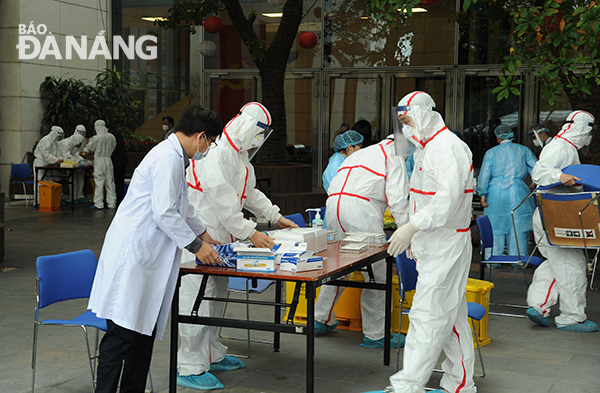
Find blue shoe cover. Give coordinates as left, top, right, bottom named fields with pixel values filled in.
left=60, top=199, right=70, bottom=206
left=177, top=372, right=224, bottom=390
left=361, top=388, right=393, bottom=393
left=526, top=308, right=549, bottom=327
left=89, top=205, right=103, bottom=210
left=486, top=263, right=501, bottom=269
left=209, top=356, right=245, bottom=371
left=557, top=320, right=600, bottom=332
left=314, top=321, right=338, bottom=335
left=361, top=333, right=405, bottom=348
left=77, top=197, right=90, bottom=204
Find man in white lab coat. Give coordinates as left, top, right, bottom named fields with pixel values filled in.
left=88, top=105, right=223, bottom=393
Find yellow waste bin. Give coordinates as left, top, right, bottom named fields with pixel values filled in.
left=284, top=271, right=364, bottom=331
left=38, top=181, right=61, bottom=212
left=466, top=278, right=494, bottom=347
left=392, top=276, right=493, bottom=348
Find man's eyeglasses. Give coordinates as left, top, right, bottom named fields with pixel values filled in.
left=206, top=134, right=218, bottom=148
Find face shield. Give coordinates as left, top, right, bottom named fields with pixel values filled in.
left=247, top=121, right=273, bottom=161
left=578, top=123, right=596, bottom=156
left=392, top=106, right=416, bottom=158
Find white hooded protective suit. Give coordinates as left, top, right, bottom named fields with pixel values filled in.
left=34, top=126, right=63, bottom=167
left=389, top=91, right=476, bottom=393
left=527, top=110, right=595, bottom=326
left=87, top=120, right=117, bottom=209
left=178, top=102, right=282, bottom=376
left=34, top=126, right=64, bottom=203
left=58, top=131, right=87, bottom=201
left=316, top=134, right=409, bottom=340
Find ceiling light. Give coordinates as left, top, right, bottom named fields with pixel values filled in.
left=141, top=16, right=167, bottom=22
left=263, top=13, right=283, bottom=18
left=361, top=16, right=369, bottom=20
left=398, top=7, right=428, bottom=13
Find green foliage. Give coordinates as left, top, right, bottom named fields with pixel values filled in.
left=364, top=0, right=422, bottom=31
left=123, top=133, right=158, bottom=152
left=153, top=0, right=224, bottom=35
left=475, top=0, right=600, bottom=104
left=39, top=68, right=141, bottom=138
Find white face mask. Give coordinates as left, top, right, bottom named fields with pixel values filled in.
left=162, top=124, right=170, bottom=132
left=533, top=139, right=541, bottom=147
left=402, top=124, right=421, bottom=148
left=251, top=132, right=265, bottom=149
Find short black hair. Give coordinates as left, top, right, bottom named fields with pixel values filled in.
left=175, top=105, right=222, bottom=138
left=162, top=116, right=175, bottom=126
left=351, top=119, right=372, bottom=145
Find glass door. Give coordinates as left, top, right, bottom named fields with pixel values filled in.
left=205, top=73, right=258, bottom=124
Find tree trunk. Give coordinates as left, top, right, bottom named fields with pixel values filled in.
left=223, top=0, right=304, bottom=166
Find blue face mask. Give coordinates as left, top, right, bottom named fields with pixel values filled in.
left=55, top=136, right=62, bottom=142
left=192, top=134, right=210, bottom=160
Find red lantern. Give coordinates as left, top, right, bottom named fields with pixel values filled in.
left=298, top=31, right=317, bottom=49
left=203, top=16, right=222, bottom=34
left=418, top=0, right=437, bottom=5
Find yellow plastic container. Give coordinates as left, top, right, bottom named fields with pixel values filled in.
left=391, top=275, right=414, bottom=335
left=465, top=278, right=494, bottom=347
left=284, top=271, right=364, bottom=331
left=38, top=181, right=61, bottom=212
left=392, top=276, right=493, bottom=348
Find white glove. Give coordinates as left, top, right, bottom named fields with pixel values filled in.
left=388, top=221, right=419, bottom=257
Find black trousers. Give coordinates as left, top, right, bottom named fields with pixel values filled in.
left=96, top=320, right=156, bottom=393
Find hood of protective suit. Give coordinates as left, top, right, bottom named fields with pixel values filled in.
left=397, top=91, right=444, bottom=148
left=555, top=111, right=595, bottom=149
left=69, top=132, right=85, bottom=145
left=221, top=102, right=271, bottom=153
left=50, top=126, right=64, bottom=140
left=94, top=120, right=108, bottom=136
left=75, top=124, right=86, bottom=136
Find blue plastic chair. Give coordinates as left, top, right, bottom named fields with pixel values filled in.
left=10, top=163, right=34, bottom=206
left=284, top=213, right=307, bottom=228
left=32, top=250, right=154, bottom=392
left=475, top=216, right=544, bottom=281
left=395, top=253, right=486, bottom=377
left=32, top=250, right=105, bottom=393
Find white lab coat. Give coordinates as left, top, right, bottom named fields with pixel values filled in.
left=88, top=134, right=206, bottom=339
left=316, top=135, right=409, bottom=341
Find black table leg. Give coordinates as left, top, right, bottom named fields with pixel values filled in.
left=306, top=282, right=315, bottom=393
left=384, top=256, right=393, bottom=366
left=274, top=280, right=281, bottom=352
left=70, top=171, right=75, bottom=212
left=169, top=275, right=180, bottom=393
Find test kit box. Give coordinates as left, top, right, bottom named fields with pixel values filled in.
left=268, top=228, right=327, bottom=253
left=280, top=253, right=324, bottom=272
left=236, top=247, right=275, bottom=272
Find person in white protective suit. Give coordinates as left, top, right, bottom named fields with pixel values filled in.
left=314, top=129, right=410, bottom=348
left=367, top=91, right=476, bottom=393
left=177, top=102, right=299, bottom=391
left=33, top=126, right=65, bottom=204
left=87, top=120, right=117, bottom=210
left=58, top=125, right=89, bottom=203
left=526, top=110, right=599, bottom=332
left=88, top=105, right=223, bottom=393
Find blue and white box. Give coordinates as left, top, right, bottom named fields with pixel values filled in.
left=280, top=252, right=324, bottom=272
left=236, top=247, right=275, bottom=272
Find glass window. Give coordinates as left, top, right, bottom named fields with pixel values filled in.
left=205, top=4, right=321, bottom=70
left=328, top=76, right=381, bottom=147
left=285, top=78, right=314, bottom=164
left=462, top=75, right=521, bottom=169
left=325, top=0, right=455, bottom=67
left=458, top=1, right=512, bottom=65
left=112, top=0, right=190, bottom=137
left=209, top=77, right=258, bottom=124
left=537, top=91, right=571, bottom=137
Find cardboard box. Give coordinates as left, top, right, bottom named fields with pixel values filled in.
left=268, top=228, right=327, bottom=253
left=280, top=253, right=323, bottom=272
left=236, top=247, right=275, bottom=272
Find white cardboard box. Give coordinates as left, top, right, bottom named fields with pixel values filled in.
left=280, top=254, right=323, bottom=272
left=268, top=228, right=328, bottom=253
left=236, top=247, right=275, bottom=272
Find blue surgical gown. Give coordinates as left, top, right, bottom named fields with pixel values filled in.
left=322, top=152, right=346, bottom=194
left=477, top=141, right=537, bottom=256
